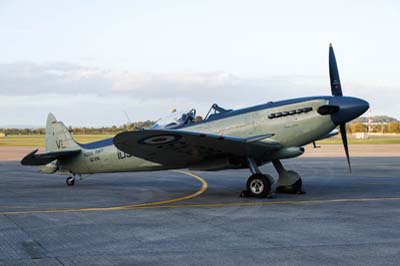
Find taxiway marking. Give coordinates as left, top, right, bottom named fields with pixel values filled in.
left=2, top=171, right=400, bottom=215
left=123, top=170, right=208, bottom=207
left=0, top=170, right=208, bottom=215
left=127, top=197, right=400, bottom=210
left=3, top=196, right=400, bottom=215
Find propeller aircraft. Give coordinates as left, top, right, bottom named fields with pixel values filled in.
left=21, top=44, right=369, bottom=198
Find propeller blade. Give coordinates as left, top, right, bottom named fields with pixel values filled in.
left=340, top=123, right=351, bottom=172
left=329, top=43, right=343, bottom=96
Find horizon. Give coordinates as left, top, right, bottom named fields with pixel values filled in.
left=0, top=114, right=397, bottom=129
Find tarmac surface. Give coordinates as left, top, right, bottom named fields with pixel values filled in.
left=1, top=156, right=400, bottom=265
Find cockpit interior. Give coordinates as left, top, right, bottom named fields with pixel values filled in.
left=152, top=104, right=232, bottom=129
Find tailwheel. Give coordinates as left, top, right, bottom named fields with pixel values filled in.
left=66, top=176, right=75, bottom=186
left=245, top=174, right=272, bottom=198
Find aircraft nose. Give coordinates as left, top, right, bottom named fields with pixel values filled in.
left=329, top=96, right=369, bottom=125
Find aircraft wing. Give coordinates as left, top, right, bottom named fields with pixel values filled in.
left=113, top=129, right=281, bottom=167
left=21, top=149, right=81, bottom=166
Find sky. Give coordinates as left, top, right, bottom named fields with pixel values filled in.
left=0, top=0, right=399, bottom=127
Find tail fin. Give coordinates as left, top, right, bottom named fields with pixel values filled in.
left=45, top=113, right=80, bottom=152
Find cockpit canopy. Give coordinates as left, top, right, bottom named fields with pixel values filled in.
left=152, top=109, right=196, bottom=129
left=152, top=104, right=232, bottom=129
left=204, top=104, right=232, bottom=120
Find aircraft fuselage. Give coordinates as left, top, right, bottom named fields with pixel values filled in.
left=57, top=95, right=362, bottom=175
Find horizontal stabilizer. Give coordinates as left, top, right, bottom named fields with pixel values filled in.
left=21, top=149, right=81, bottom=166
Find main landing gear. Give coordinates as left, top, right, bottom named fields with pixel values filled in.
left=241, top=158, right=274, bottom=198
left=272, top=160, right=304, bottom=195
left=66, top=175, right=75, bottom=186
left=240, top=158, right=304, bottom=198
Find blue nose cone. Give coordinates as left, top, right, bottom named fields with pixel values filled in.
left=329, top=96, right=369, bottom=125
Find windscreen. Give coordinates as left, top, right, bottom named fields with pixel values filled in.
left=152, top=109, right=196, bottom=129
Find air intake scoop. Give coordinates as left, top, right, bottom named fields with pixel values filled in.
left=317, top=105, right=339, bottom=115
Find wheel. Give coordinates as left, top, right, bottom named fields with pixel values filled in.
left=246, top=174, right=272, bottom=198
left=66, top=176, right=75, bottom=186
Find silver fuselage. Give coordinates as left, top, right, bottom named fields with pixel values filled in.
left=60, top=96, right=335, bottom=175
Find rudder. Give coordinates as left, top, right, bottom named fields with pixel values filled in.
left=45, top=113, right=80, bottom=152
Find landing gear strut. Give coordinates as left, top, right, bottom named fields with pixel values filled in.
left=66, top=176, right=75, bottom=186
left=240, top=158, right=273, bottom=198
left=272, top=160, right=304, bottom=194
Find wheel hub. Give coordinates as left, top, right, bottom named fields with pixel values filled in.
left=249, top=179, right=264, bottom=194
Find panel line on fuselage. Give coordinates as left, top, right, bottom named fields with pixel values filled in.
left=77, top=96, right=331, bottom=150
left=178, top=96, right=330, bottom=129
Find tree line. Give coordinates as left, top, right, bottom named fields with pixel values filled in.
left=348, top=122, right=400, bottom=134
left=0, top=120, right=155, bottom=136
left=1, top=118, right=400, bottom=135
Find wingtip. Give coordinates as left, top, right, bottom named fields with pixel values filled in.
left=20, top=149, right=39, bottom=165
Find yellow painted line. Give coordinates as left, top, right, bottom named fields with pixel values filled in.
left=121, top=170, right=208, bottom=208
left=3, top=195, right=400, bottom=214
left=2, top=169, right=400, bottom=215
left=125, top=197, right=400, bottom=210
left=0, top=170, right=208, bottom=215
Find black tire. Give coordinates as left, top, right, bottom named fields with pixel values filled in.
left=66, top=176, right=75, bottom=186
left=276, top=178, right=302, bottom=194
left=246, top=174, right=272, bottom=198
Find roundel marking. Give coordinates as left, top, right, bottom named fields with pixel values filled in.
left=139, top=134, right=181, bottom=145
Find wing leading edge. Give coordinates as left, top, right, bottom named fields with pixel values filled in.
left=113, top=129, right=281, bottom=167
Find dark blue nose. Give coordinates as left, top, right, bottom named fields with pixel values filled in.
left=329, top=96, right=369, bottom=125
